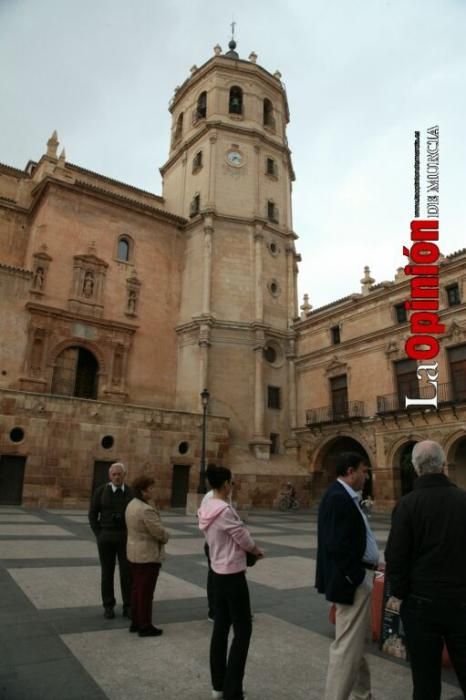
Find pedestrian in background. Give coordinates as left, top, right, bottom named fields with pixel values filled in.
left=88, top=462, right=133, bottom=619
left=198, top=465, right=264, bottom=700
left=125, top=475, right=169, bottom=637
left=315, top=452, right=378, bottom=700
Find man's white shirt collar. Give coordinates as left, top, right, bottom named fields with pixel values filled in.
left=109, top=483, right=125, bottom=492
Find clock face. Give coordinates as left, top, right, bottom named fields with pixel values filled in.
left=227, top=150, right=243, bottom=166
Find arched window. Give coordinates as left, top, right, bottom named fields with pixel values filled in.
left=229, top=86, right=243, bottom=115
left=263, top=98, right=274, bottom=127
left=117, top=236, right=130, bottom=262
left=174, top=112, right=183, bottom=141
left=196, top=91, right=207, bottom=119
left=51, top=346, right=99, bottom=399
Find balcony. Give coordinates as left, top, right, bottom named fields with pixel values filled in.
left=376, top=382, right=466, bottom=414
left=306, top=401, right=365, bottom=427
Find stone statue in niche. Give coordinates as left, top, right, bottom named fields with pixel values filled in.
left=127, top=289, right=138, bottom=314
left=82, top=271, right=94, bottom=298
left=33, top=267, right=44, bottom=290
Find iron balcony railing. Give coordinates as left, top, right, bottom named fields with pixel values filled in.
left=377, top=382, right=466, bottom=414
left=306, top=400, right=365, bottom=426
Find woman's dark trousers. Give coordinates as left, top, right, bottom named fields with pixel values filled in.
left=210, top=571, right=252, bottom=700
left=130, top=562, right=161, bottom=630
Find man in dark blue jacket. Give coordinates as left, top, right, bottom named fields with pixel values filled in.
left=316, top=452, right=378, bottom=700
left=385, top=440, right=466, bottom=700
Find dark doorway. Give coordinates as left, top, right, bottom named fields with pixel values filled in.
left=92, top=460, right=115, bottom=495
left=171, top=465, right=191, bottom=508
left=319, top=437, right=372, bottom=499
left=0, top=455, right=27, bottom=505
left=52, top=346, right=99, bottom=399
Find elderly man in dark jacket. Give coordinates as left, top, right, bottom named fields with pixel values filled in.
left=385, top=440, right=466, bottom=700
left=89, top=462, right=134, bottom=619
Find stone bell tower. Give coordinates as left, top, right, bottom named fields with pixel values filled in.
left=161, top=39, right=300, bottom=461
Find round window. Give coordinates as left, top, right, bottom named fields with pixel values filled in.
left=178, top=441, right=189, bottom=455
left=10, top=427, right=25, bottom=443
left=101, top=435, right=114, bottom=449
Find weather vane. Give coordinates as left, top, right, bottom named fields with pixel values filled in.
left=230, top=19, right=236, bottom=41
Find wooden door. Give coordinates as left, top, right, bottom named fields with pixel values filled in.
left=0, top=456, right=27, bottom=505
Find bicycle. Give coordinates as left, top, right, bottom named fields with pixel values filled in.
left=278, top=493, right=300, bottom=511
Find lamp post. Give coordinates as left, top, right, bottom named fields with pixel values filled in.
left=197, top=388, right=210, bottom=494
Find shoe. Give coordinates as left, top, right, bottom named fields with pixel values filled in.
left=129, top=623, right=138, bottom=633
left=138, top=626, right=163, bottom=637
left=211, top=692, right=223, bottom=699
left=103, top=607, right=115, bottom=619
left=208, top=616, right=215, bottom=623
left=122, top=605, right=131, bottom=619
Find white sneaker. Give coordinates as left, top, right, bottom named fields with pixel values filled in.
left=211, top=692, right=223, bottom=699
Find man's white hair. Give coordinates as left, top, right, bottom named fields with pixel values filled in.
left=109, top=462, right=127, bottom=475
left=411, top=441, right=445, bottom=475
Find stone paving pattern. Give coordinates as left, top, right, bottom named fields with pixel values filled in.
left=0, top=507, right=462, bottom=700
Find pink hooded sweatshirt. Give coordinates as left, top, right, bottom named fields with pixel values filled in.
left=198, top=497, right=257, bottom=575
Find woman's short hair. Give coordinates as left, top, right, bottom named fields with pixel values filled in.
left=132, top=475, right=155, bottom=500
left=206, top=465, right=232, bottom=489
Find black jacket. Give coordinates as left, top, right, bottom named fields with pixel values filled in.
left=315, top=480, right=367, bottom=604
left=385, top=473, right=466, bottom=601
left=88, top=483, right=134, bottom=537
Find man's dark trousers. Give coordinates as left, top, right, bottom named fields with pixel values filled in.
left=401, top=595, right=466, bottom=700
left=97, top=530, right=132, bottom=609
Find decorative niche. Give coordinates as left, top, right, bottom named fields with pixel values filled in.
left=30, top=244, right=52, bottom=296
left=68, top=242, right=108, bottom=318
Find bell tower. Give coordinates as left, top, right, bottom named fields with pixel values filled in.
left=161, top=40, right=300, bottom=461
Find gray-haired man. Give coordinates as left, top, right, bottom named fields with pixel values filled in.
left=385, top=440, right=466, bottom=699
left=89, top=462, right=134, bottom=619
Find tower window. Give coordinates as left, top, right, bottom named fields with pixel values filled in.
left=267, top=200, right=278, bottom=223
left=331, top=325, right=341, bottom=345
left=270, top=433, right=280, bottom=454
left=190, top=194, right=200, bottom=217
left=174, top=112, right=183, bottom=143
left=446, top=283, right=461, bottom=307
left=394, top=302, right=407, bottom=323
left=267, top=385, right=281, bottom=410
left=117, top=236, right=131, bottom=262
left=196, top=91, right=207, bottom=120
left=229, top=86, right=243, bottom=115
left=263, top=98, right=274, bottom=128
left=192, top=151, right=203, bottom=172
left=266, top=158, right=277, bottom=176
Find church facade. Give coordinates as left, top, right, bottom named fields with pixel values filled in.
left=1, top=42, right=465, bottom=509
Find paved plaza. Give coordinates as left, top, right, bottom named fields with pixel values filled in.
left=0, top=507, right=462, bottom=700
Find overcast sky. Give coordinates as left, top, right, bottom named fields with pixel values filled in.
left=1, top=0, right=464, bottom=308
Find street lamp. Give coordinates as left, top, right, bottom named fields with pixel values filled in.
left=197, top=388, right=210, bottom=494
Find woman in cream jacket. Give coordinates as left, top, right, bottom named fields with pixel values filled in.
left=125, top=475, right=169, bottom=637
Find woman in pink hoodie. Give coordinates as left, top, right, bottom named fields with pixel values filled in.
left=198, top=465, right=264, bottom=700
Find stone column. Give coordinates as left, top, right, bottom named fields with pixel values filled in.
left=207, top=133, right=217, bottom=208
left=254, top=225, right=264, bottom=322
left=254, top=144, right=261, bottom=218
left=202, top=218, right=213, bottom=315
left=250, top=326, right=270, bottom=460
left=286, top=337, right=297, bottom=430
left=198, top=323, right=210, bottom=398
